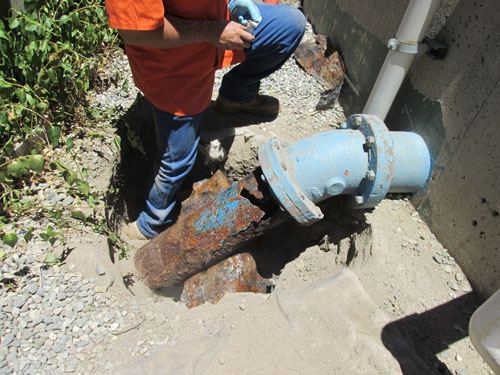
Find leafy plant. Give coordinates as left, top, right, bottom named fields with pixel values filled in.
left=43, top=252, right=65, bottom=267
left=48, top=159, right=91, bottom=197
left=40, top=225, right=60, bottom=246
left=1, top=154, right=44, bottom=180
left=2, top=232, right=18, bottom=248
left=0, top=0, right=116, bottom=185
left=0, top=0, right=127, bottom=256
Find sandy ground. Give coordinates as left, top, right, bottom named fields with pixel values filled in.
left=68, top=190, right=494, bottom=374
left=67, top=87, right=494, bottom=375
left=62, top=4, right=494, bottom=373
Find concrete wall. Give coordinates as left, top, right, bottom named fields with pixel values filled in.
left=303, top=0, right=500, bottom=297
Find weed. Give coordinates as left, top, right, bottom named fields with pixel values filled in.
left=0, top=1, right=131, bottom=262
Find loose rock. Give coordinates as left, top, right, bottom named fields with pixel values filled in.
left=447, top=281, right=460, bottom=291
left=95, top=266, right=106, bottom=276
left=433, top=255, right=444, bottom=264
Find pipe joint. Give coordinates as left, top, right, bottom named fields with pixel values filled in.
left=258, top=114, right=432, bottom=225
left=258, top=139, right=324, bottom=225
left=343, top=114, right=394, bottom=209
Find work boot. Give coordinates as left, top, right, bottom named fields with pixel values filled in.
left=214, top=94, right=280, bottom=116
left=124, top=221, right=150, bottom=241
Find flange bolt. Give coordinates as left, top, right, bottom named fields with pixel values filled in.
left=365, top=170, right=376, bottom=181
left=354, top=116, right=362, bottom=128
left=355, top=195, right=364, bottom=204
left=365, top=136, right=375, bottom=148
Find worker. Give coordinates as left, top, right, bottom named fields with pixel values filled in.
left=105, top=0, right=306, bottom=240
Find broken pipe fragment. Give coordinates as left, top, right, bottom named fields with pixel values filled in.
left=181, top=253, right=273, bottom=308
left=294, top=35, right=345, bottom=110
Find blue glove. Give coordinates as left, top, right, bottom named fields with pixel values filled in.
left=228, top=0, right=262, bottom=27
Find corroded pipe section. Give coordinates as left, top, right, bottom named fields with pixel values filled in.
left=180, top=253, right=273, bottom=308
left=182, top=170, right=232, bottom=213
left=294, top=35, right=344, bottom=90
left=134, top=171, right=280, bottom=289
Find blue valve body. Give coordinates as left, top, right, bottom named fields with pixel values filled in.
left=258, top=114, right=433, bottom=225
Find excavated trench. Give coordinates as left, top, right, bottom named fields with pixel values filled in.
left=104, top=95, right=374, bottom=306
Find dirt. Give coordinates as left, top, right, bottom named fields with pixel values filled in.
left=65, top=100, right=494, bottom=375
left=67, top=187, right=494, bottom=374
left=61, top=13, right=494, bottom=375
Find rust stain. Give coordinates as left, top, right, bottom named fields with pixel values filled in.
left=134, top=172, right=286, bottom=289
left=180, top=253, right=273, bottom=308
left=294, top=36, right=345, bottom=89
left=180, top=170, right=231, bottom=215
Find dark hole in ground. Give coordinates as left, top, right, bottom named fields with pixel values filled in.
left=244, top=196, right=371, bottom=279
left=105, top=93, right=372, bottom=280
left=106, top=95, right=157, bottom=243
left=105, top=97, right=277, bottom=229
left=105, top=95, right=214, bottom=262
left=239, top=168, right=279, bottom=221
left=106, top=94, right=278, bottom=263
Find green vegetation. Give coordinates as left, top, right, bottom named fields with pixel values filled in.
left=0, top=0, right=129, bottom=257
left=0, top=0, right=114, bottom=149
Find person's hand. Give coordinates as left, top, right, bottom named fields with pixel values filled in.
left=209, top=20, right=254, bottom=50
left=228, top=0, right=262, bottom=26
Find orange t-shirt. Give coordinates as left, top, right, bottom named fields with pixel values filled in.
left=105, top=0, right=245, bottom=116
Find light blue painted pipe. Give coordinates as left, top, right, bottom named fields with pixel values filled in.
left=389, top=131, right=433, bottom=193
left=258, top=114, right=433, bottom=225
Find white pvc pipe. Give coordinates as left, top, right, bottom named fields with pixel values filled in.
left=363, top=0, right=441, bottom=120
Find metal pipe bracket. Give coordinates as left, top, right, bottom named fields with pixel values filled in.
left=387, top=38, right=429, bottom=54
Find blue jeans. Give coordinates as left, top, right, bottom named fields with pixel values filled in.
left=136, top=4, right=306, bottom=238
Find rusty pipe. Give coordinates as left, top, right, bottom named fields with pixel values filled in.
left=134, top=170, right=284, bottom=289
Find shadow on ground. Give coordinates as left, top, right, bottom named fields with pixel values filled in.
left=382, top=292, right=483, bottom=375
left=246, top=196, right=371, bottom=278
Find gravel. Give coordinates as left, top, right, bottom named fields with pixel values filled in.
left=1, top=265, right=116, bottom=373
left=0, top=119, right=141, bottom=374
left=447, top=281, right=460, bottom=291
left=212, top=22, right=346, bottom=132
left=433, top=255, right=444, bottom=264
left=95, top=266, right=106, bottom=276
